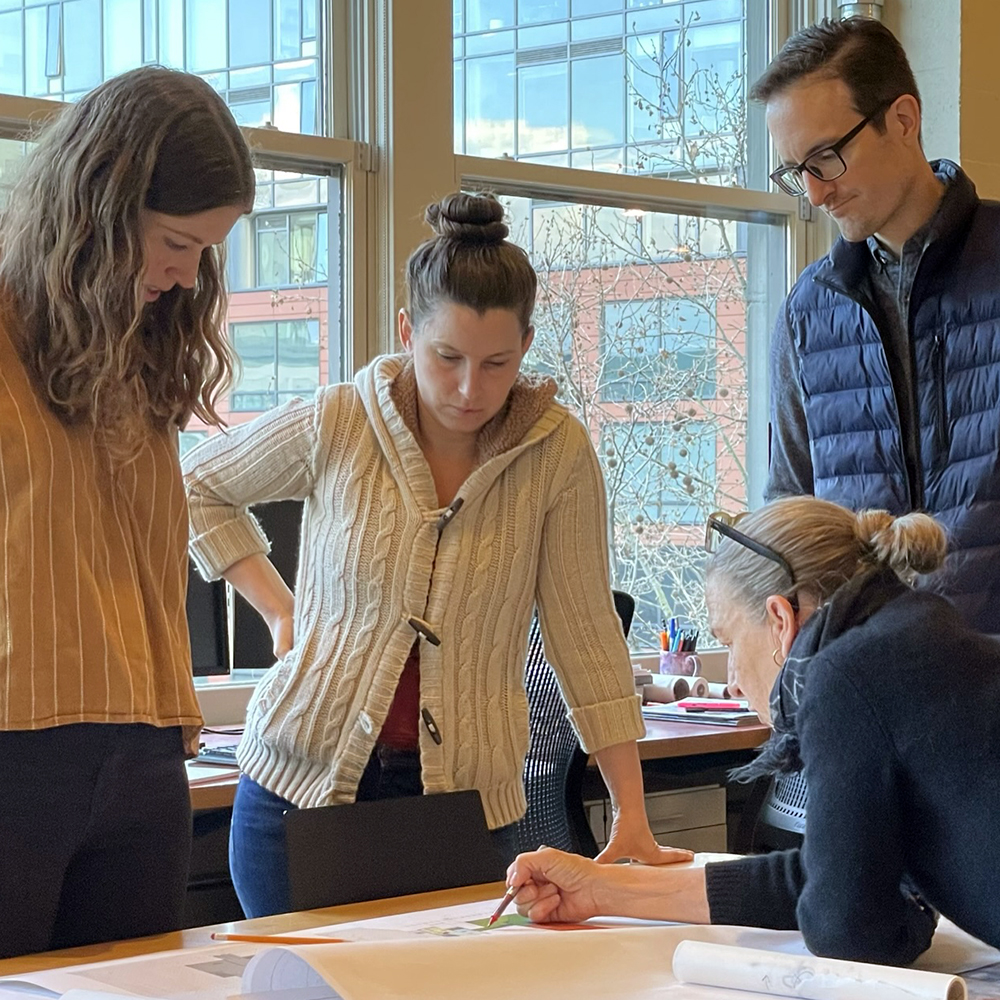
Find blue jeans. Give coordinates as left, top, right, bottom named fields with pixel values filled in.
left=230, top=745, right=519, bottom=918
left=0, top=724, right=190, bottom=959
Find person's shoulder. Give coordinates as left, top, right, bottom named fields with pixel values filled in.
left=807, top=590, right=964, bottom=696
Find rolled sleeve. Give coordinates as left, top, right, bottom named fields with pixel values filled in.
left=535, top=418, right=644, bottom=754
left=183, top=393, right=321, bottom=579
left=567, top=693, right=645, bottom=754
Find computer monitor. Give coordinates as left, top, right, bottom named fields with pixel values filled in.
left=186, top=559, right=229, bottom=677
left=232, top=499, right=303, bottom=671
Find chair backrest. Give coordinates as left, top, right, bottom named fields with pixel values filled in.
left=513, top=590, right=635, bottom=857
left=749, top=770, right=808, bottom=853
left=284, top=790, right=506, bottom=910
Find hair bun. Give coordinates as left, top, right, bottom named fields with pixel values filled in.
left=425, top=192, right=509, bottom=245
left=855, top=508, right=947, bottom=579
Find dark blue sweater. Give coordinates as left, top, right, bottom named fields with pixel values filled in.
left=704, top=587, right=1000, bottom=964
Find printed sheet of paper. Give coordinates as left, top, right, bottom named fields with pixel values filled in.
left=241, top=919, right=998, bottom=1000
left=0, top=944, right=261, bottom=1000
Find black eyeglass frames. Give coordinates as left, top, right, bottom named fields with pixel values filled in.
left=704, top=511, right=798, bottom=590
left=769, top=99, right=897, bottom=197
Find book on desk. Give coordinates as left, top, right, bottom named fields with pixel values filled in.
left=642, top=699, right=760, bottom=727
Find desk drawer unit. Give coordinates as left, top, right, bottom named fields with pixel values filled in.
left=585, top=784, right=728, bottom=853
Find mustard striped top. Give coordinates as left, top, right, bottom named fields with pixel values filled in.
left=0, top=298, right=202, bottom=746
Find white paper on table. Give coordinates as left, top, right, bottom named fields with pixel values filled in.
left=0, top=943, right=261, bottom=1000
left=242, top=926, right=692, bottom=1000
left=673, top=940, right=966, bottom=1000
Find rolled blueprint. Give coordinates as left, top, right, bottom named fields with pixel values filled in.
left=672, top=940, right=966, bottom=1000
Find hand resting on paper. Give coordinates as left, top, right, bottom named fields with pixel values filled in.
left=507, top=846, right=711, bottom=926
left=595, top=809, right=694, bottom=866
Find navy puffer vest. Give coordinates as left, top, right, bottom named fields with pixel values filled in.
left=786, top=161, right=1000, bottom=633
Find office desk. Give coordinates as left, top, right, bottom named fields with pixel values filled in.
left=635, top=718, right=769, bottom=761
left=0, top=882, right=504, bottom=977
left=188, top=721, right=770, bottom=811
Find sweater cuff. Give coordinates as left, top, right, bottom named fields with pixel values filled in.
left=705, top=857, right=800, bottom=930
left=567, top=693, right=644, bottom=754
left=189, top=517, right=271, bottom=581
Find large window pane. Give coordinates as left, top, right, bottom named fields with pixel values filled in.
left=1, top=0, right=326, bottom=136
left=571, top=52, right=623, bottom=150
left=104, top=0, right=141, bottom=79
left=0, top=10, right=23, bottom=94
left=231, top=0, right=272, bottom=67
left=457, top=0, right=764, bottom=187
left=215, top=167, right=342, bottom=424
left=517, top=61, right=567, bottom=155
left=498, top=192, right=785, bottom=646
left=468, top=0, right=514, bottom=32
left=466, top=54, right=515, bottom=158
left=186, top=0, right=226, bottom=72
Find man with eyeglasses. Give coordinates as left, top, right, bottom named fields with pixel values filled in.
left=756, top=17, right=1000, bottom=633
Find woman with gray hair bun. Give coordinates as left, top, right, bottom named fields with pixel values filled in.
left=505, top=496, right=1000, bottom=967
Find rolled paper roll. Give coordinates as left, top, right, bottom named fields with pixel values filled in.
left=706, top=682, right=731, bottom=699
left=672, top=941, right=966, bottom=1000
left=687, top=676, right=709, bottom=699
left=643, top=674, right=690, bottom=703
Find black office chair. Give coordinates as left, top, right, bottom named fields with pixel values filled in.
left=513, top=590, right=636, bottom=857
left=284, top=790, right=506, bottom=910
left=736, top=770, right=808, bottom=854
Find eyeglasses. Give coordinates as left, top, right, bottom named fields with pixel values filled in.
left=769, top=101, right=894, bottom=197
left=705, top=511, right=798, bottom=593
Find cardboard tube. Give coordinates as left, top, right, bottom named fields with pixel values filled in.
left=706, top=682, right=730, bottom=699
left=687, top=676, right=709, bottom=699
left=643, top=675, right=690, bottom=703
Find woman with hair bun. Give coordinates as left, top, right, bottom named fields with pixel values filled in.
left=184, top=191, right=683, bottom=919
left=0, top=66, right=254, bottom=957
left=506, top=496, right=1000, bottom=965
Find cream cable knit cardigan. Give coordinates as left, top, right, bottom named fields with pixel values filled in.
left=183, top=354, right=644, bottom=829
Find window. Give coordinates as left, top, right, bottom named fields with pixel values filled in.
left=455, top=0, right=757, bottom=187
left=230, top=318, right=322, bottom=411
left=496, top=189, right=785, bottom=648
left=1, top=0, right=325, bottom=135
left=602, top=297, right=716, bottom=402
left=456, top=0, right=796, bottom=647
left=230, top=208, right=329, bottom=291
left=178, top=430, right=208, bottom=455
left=602, top=420, right=716, bottom=524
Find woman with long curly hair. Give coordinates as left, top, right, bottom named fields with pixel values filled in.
left=0, top=66, right=254, bottom=958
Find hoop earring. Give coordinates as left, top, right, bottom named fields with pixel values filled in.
left=771, top=648, right=784, bottom=667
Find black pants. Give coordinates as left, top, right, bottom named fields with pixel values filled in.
left=0, top=723, right=191, bottom=959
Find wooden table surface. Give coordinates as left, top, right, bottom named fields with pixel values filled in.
left=0, top=882, right=505, bottom=976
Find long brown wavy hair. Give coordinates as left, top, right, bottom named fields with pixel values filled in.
left=0, top=66, right=255, bottom=455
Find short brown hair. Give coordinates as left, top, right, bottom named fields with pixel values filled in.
left=750, top=17, right=920, bottom=132
left=405, top=192, right=537, bottom=335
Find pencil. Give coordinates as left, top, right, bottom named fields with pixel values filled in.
left=209, top=932, right=346, bottom=944
left=486, top=884, right=518, bottom=927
